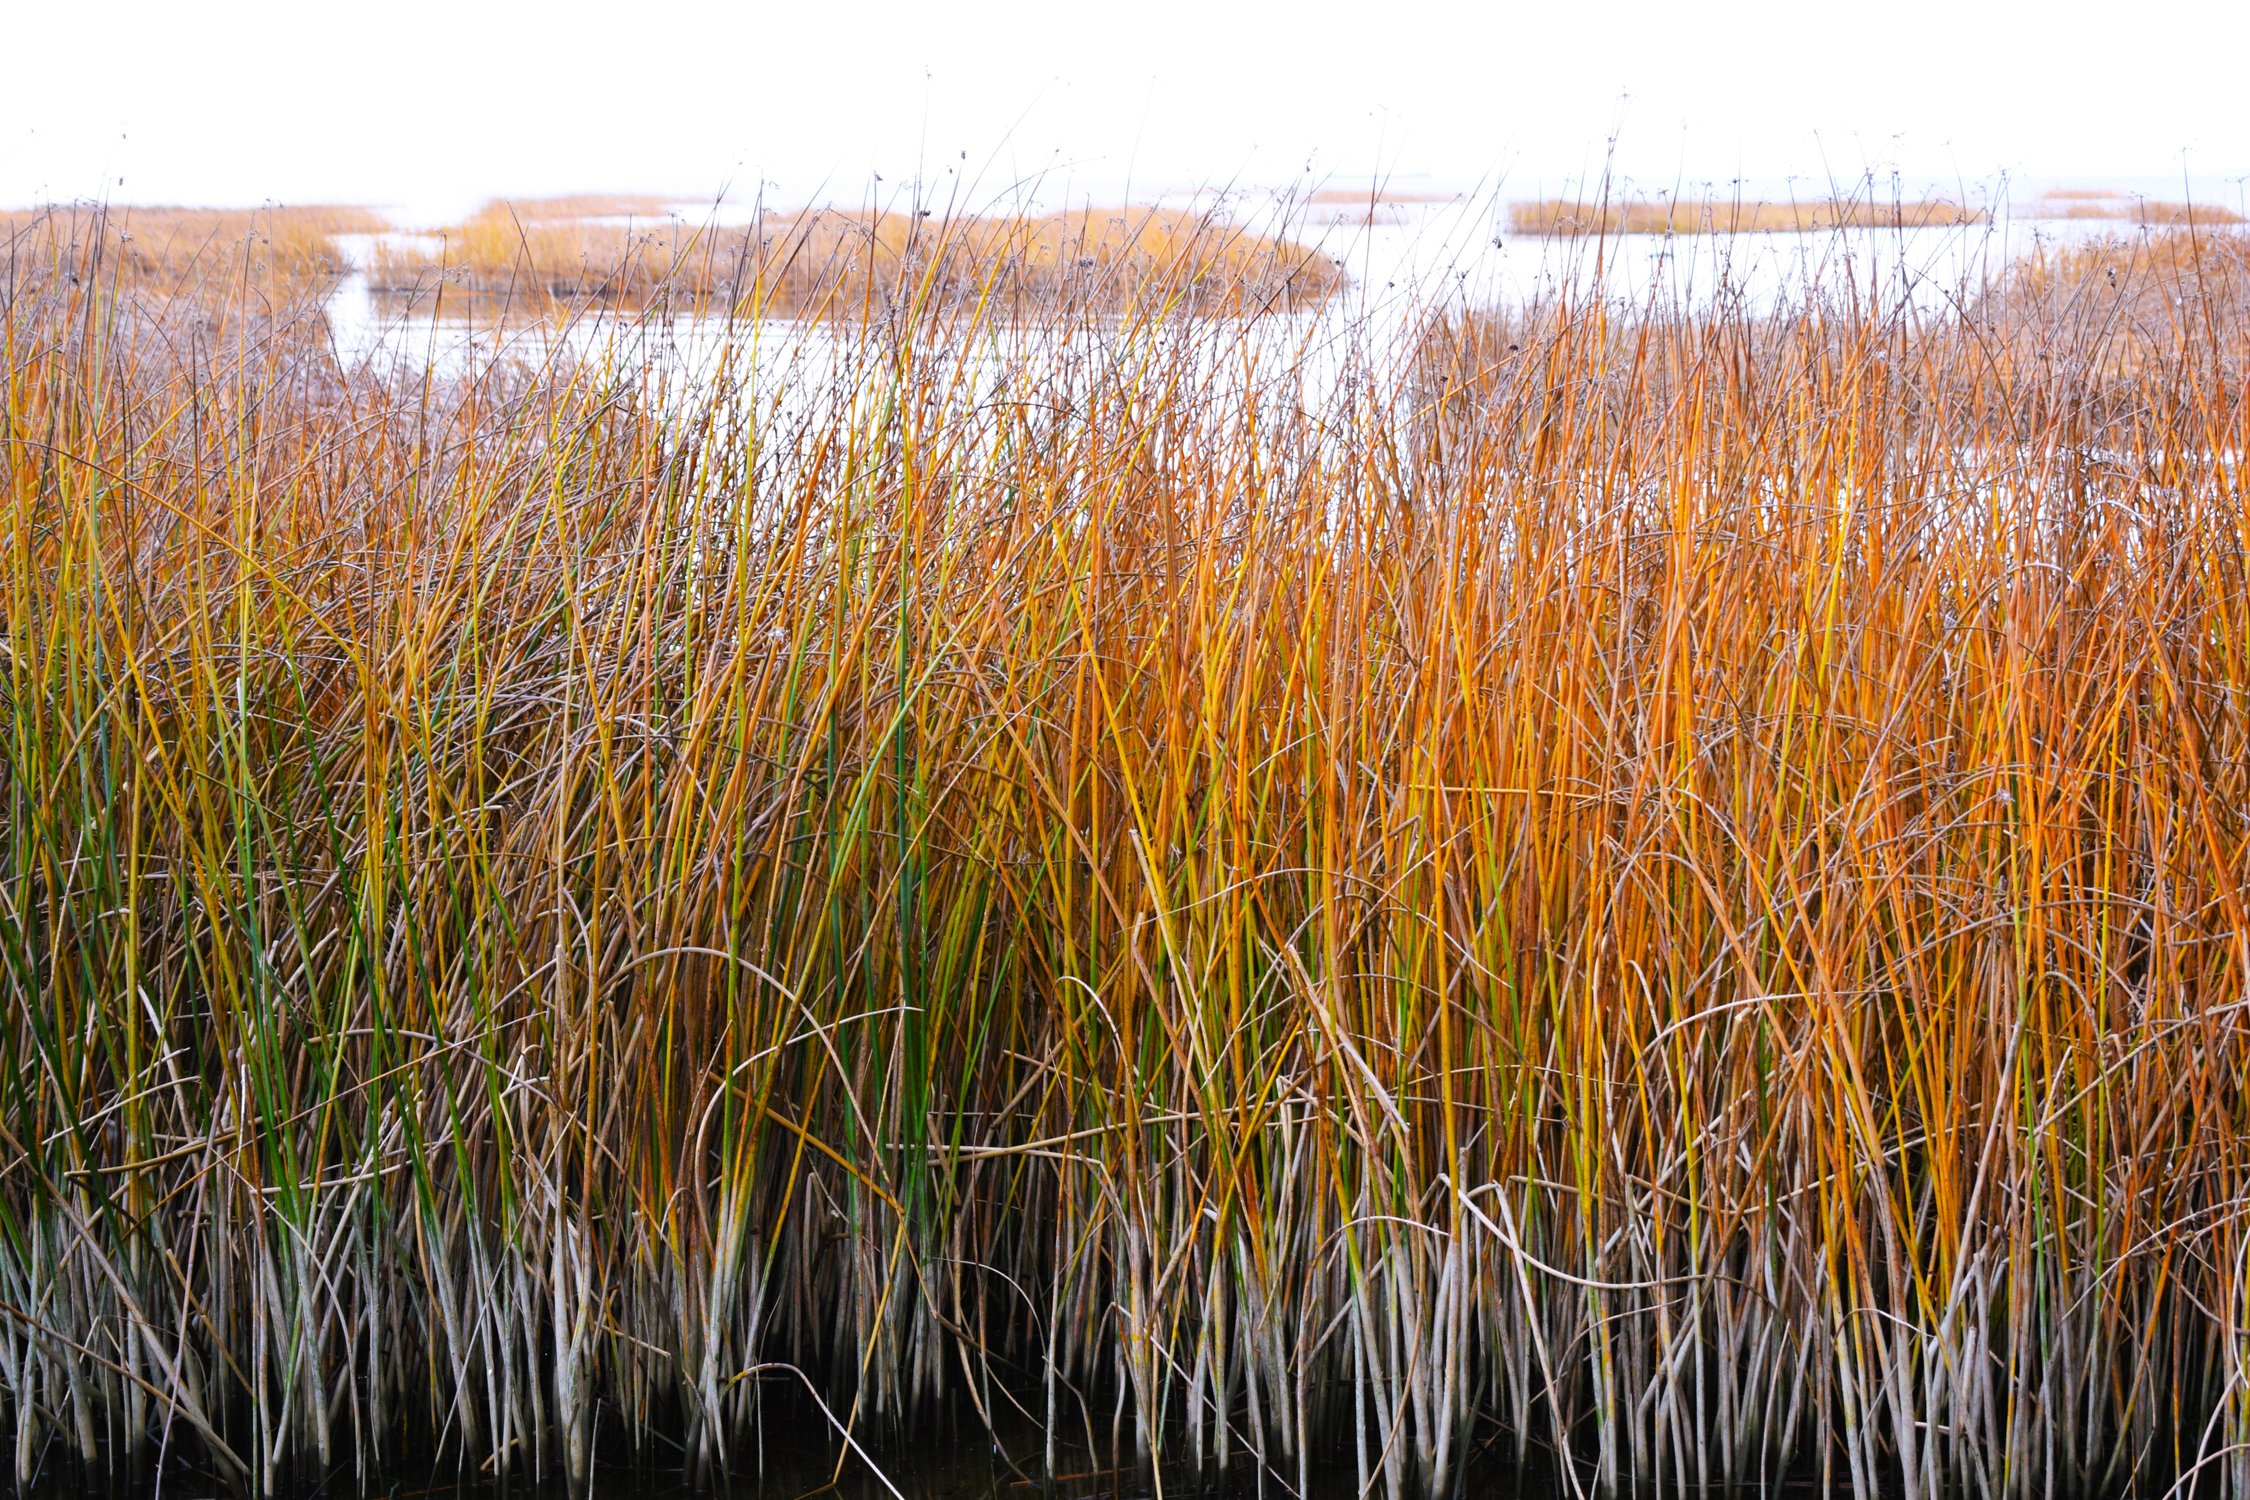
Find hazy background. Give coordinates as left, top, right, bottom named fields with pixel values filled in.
left=5, top=0, right=2245, bottom=217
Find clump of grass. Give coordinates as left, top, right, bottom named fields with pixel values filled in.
left=1303, top=187, right=1461, bottom=206
left=4, top=209, right=2250, bottom=1500
left=1964, top=226, right=2250, bottom=429
left=367, top=199, right=1347, bottom=316
left=3, top=203, right=385, bottom=297
left=2030, top=188, right=2245, bottom=226
left=1506, top=192, right=1983, bottom=236
left=471, top=192, right=685, bottom=221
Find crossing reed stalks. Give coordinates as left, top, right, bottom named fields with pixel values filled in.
left=3, top=209, right=2249, bottom=1499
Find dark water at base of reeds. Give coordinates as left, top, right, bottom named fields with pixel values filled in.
left=18, top=1429, right=1566, bottom=1500
left=11, top=1404, right=1891, bottom=1500
left=21, top=1412, right=1602, bottom=1500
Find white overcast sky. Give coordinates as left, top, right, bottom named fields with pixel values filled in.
left=4, top=0, right=2245, bottom=217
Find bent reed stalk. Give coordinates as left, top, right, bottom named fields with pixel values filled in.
left=3, top=212, right=2250, bottom=1500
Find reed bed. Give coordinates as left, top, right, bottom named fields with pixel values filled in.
left=2, top=204, right=386, bottom=298
left=1966, top=227, right=2250, bottom=433
left=3, top=211, right=2250, bottom=1500
left=367, top=199, right=1346, bottom=317
left=2029, top=191, right=2245, bottom=227
left=1505, top=194, right=1985, bottom=237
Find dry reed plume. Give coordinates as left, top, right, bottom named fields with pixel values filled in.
left=3, top=211, right=2250, bottom=1500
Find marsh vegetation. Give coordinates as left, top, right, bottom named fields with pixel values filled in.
left=361, top=197, right=1346, bottom=318
left=3, top=192, right=2250, bottom=1500
left=1502, top=194, right=1987, bottom=237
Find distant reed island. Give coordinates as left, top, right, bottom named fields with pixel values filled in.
left=3, top=190, right=2250, bottom=1500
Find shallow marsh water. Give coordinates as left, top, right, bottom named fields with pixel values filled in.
left=313, top=198, right=2106, bottom=399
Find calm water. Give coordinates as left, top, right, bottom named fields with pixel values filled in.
left=314, top=198, right=2117, bottom=402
